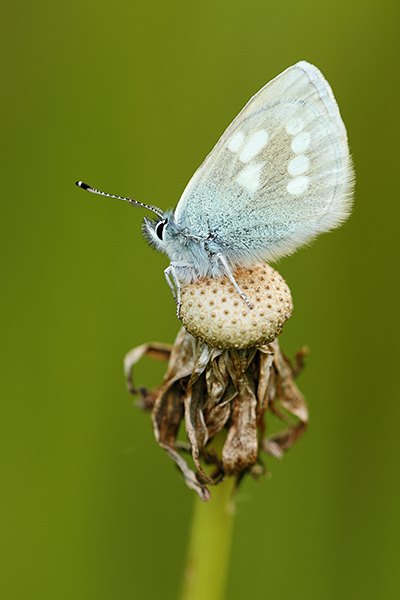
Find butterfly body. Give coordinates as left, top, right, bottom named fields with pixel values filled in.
left=77, top=61, right=353, bottom=311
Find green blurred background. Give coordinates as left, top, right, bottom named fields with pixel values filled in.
left=2, top=0, right=399, bottom=598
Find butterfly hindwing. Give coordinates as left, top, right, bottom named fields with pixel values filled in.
left=174, top=61, right=353, bottom=266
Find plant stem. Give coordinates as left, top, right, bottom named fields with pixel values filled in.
left=180, top=453, right=236, bottom=600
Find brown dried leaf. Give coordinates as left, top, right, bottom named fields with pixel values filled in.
left=126, top=328, right=308, bottom=499
left=262, top=340, right=308, bottom=456
left=124, top=342, right=173, bottom=394
left=221, top=351, right=258, bottom=475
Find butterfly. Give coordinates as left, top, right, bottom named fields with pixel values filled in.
left=77, top=61, right=353, bottom=312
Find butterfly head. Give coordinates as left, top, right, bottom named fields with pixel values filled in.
left=142, top=209, right=176, bottom=253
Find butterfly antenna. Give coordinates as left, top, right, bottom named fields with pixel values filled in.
left=75, top=181, right=164, bottom=218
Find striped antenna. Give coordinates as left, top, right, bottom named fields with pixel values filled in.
left=75, top=181, right=164, bottom=218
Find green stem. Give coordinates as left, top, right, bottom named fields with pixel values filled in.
left=180, top=445, right=236, bottom=600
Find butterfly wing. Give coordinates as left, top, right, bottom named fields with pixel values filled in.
left=174, top=61, right=354, bottom=267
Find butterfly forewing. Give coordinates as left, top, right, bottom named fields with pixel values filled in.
left=174, top=61, right=353, bottom=266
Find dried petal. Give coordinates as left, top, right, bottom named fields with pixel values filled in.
left=126, top=329, right=308, bottom=500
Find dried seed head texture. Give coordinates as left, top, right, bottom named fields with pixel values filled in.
left=179, top=264, right=293, bottom=349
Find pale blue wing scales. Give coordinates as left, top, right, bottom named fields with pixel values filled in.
left=174, top=61, right=353, bottom=265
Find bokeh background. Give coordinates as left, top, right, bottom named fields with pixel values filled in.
left=2, top=1, right=400, bottom=598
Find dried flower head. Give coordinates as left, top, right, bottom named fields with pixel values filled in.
left=125, top=264, right=307, bottom=501
left=179, top=264, right=293, bottom=349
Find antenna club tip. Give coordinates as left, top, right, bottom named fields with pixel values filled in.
left=76, top=181, right=91, bottom=190
left=74, top=181, right=163, bottom=216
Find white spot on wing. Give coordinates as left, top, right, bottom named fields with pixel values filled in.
left=291, top=131, right=311, bottom=154
left=227, top=130, right=245, bottom=152
left=288, top=154, right=309, bottom=176
left=239, top=130, right=268, bottom=163
left=236, top=163, right=262, bottom=192
left=287, top=176, right=309, bottom=195
left=286, top=117, right=305, bottom=135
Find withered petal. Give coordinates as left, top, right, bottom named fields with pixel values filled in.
left=126, top=328, right=308, bottom=499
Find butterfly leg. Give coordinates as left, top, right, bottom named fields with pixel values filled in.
left=216, top=253, right=254, bottom=310
left=164, top=265, right=182, bottom=317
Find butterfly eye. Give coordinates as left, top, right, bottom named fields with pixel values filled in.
left=155, top=219, right=167, bottom=240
